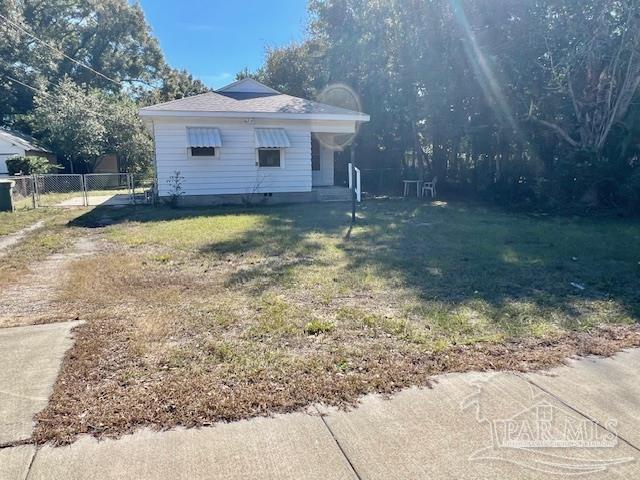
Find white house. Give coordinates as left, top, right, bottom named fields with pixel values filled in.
left=139, top=78, right=369, bottom=204
left=0, top=128, right=54, bottom=176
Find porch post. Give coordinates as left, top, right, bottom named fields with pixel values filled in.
left=351, top=144, right=356, bottom=223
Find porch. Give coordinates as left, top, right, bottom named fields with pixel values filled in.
left=312, top=186, right=352, bottom=202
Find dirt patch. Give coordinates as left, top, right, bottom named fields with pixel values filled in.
left=0, top=220, right=44, bottom=257
left=0, top=234, right=101, bottom=328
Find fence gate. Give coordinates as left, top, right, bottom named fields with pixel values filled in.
left=34, top=174, right=84, bottom=207
left=84, top=173, right=133, bottom=206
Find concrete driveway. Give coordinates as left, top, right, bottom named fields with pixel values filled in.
left=2, top=347, right=639, bottom=479
left=56, top=193, right=131, bottom=207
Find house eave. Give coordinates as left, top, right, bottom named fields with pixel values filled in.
left=138, top=110, right=370, bottom=123
left=26, top=147, right=52, bottom=154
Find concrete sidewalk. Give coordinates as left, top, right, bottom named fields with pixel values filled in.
left=0, top=321, right=81, bottom=445
left=2, top=344, right=640, bottom=479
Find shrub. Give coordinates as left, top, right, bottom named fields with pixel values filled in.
left=6, top=156, right=61, bottom=175
left=164, top=171, right=185, bottom=208
left=487, top=176, right=536, bottom=208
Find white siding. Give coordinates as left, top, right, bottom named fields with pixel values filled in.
left=154, top=118, right=313, bottom=196
left=0, top=138, right=24, bottom=175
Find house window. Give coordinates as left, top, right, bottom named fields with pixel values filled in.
left=258, top=149, right=281, bottom=167
left=190, top=147, right=216, bottom=157
left=311, top=137, right=321, bottom=171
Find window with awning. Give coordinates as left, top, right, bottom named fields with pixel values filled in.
left=187, top=127, right=222, bottom=157
left=254, top=128, right=291, bottom=149
left=255, top=129, right=289, bottom=168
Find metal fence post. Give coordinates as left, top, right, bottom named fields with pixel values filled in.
left=81, top=174, right=88, bottom=207
left=31, top=175, right=37, bottom=209
left=127, top=173, right=136, bottom=205
left=33, top=174, right=40, bottom=208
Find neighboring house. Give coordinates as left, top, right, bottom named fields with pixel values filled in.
left=94, top=154, right=120, bottom=174
left=139, top=78, right=369, bottom=204
left=0, top=128, right=54, bottom=175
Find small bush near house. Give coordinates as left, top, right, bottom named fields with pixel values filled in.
left=164, top=170, right=185, bottom=208
left=6, top=156, right=61, bottom=175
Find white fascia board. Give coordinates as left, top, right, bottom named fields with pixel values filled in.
left=139, top=110, right=370, bottom=122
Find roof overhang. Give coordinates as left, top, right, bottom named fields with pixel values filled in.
left=139, top=110, right=370, bottom=123
left=0, top=133, right=50, bottom=152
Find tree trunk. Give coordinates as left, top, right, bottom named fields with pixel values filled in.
left=432, top=124, right=447, bottom=181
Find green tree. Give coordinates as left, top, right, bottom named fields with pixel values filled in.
left=135, top=67, right=210, bottom=106
left=101, top=96, right=153, bottom=175
left=31, top=79, right=106, bottom=172
left=31, top=78, right=153, bottom=173
left=526, top=1, right=640, bottom=155
left=0, top=0, right=164, bottom=115
left=252, top=43, right=324, bottom=98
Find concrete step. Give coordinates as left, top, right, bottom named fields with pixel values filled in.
left=315, top=188, right=352, bottom=202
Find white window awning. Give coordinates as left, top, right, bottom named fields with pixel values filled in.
left=187, top=127, right=222, bottom=147
left=255, top=128, right=291, bottom=148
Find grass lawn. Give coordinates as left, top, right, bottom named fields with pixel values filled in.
left=0, top=208, right=50, bottom=236
left=31, top=199, right=640, bottom=443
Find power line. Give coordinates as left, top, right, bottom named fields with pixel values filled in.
left=0, top=13, right=122, bottom=87
left=3, top=74, right=109, bottom=119
left=4, top=74, right=48, bottom=96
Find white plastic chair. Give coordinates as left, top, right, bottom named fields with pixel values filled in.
left=422, top=176, right=438, bottom=198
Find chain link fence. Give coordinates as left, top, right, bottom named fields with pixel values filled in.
left=131, top=175, right=156, bottom=205
left=10, top=176, right=36, bottom=209
left=34, top=174, right=85, bottom=207
left=85, top=173, right=132, bottom=206
left=8, top=173, right=154, bottom=208
left=358, top=168, right=404, bottom=196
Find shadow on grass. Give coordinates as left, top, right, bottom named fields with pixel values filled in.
left=68, top=199, right=640, bottom=330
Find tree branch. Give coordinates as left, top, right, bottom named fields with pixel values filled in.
left=527, top=111, right=580, bottom=148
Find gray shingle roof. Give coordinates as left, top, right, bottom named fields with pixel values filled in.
left=140, top=90, right=367, bottom=118
left=0, top=128, right=50, bottom=152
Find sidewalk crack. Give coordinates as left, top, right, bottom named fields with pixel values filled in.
left=521, top=373, right=640, bottom=454
left=23, top=444, right=38, bottom=480
left=313, top=406, right=363, bottom=480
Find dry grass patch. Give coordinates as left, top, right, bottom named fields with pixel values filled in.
left=33, top=201, right=640, bottom=444
left=0, top=208, right=89, bottom=289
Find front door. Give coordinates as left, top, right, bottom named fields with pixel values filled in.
left=311, top=136, right=335, bottom=186
left=311, top=136, right=322, bottom=186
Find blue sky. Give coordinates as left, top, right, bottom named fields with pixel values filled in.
left=137, top=0, right=309, bottom=89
